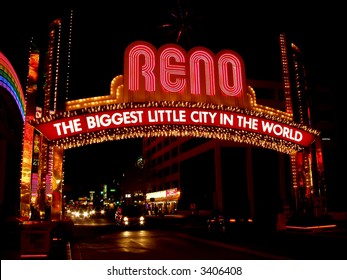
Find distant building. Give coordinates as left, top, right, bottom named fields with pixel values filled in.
left=142, top=33, right=345, bottom=230
left=142, top=79, right=291, bottom=230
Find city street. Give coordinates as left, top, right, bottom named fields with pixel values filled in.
left=68, top=215, right=347, bottom=260
left=2, top=214, right=347, bottom=260
left=71, top=224, right=285, bottom=260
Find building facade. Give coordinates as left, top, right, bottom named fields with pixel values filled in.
left=141, top=33, right=342, bottom=230
left=142, top=79, right=291, bottom=230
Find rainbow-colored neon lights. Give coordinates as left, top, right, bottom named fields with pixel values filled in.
left=0, top=52, right=25, bottom=120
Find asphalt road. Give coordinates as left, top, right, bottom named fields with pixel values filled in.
left=2, top=215, right=347, bottom=260
left=68, top=215, right=347, bottom=260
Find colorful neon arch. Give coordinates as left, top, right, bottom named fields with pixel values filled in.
left=0, top=52, right=25, bottom=120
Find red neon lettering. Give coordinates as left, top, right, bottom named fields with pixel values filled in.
left=218, top=52, right=243, bottom=97
left=124, top=41, right=245, bottom=99
left=127, top=43, right=156, bottom=93
left=160, top=46, right=186, bottom=93
left=189, top=49, right=216, bottom=96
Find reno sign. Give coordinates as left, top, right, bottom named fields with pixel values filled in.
left=31, top=41, right=320, bottom=154
left=123, top=41, right=247, bottom=108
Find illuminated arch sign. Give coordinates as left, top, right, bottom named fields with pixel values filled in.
left=31, top=41, right=320, bottom=154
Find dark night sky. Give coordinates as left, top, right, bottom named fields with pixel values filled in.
left=1, top=1, right=344, bottom=194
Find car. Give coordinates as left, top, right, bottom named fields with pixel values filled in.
left=207, top=211, right=254, bottom=234
left=206, top=211, right=226, bottom=232
left=224, top=215, right=254, bottom=233
left=70, top=206, right=91, bottom=219
left=115, top=205, right=146, bottom=228
left=90, top=206, right=106, bottom=217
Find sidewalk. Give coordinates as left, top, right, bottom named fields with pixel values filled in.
left=1, top=217, right=73, bottom=260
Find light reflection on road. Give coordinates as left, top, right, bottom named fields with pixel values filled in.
left=118, top=230, right=149, bottom=253
left=74, top=225, right=282, bottom=260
